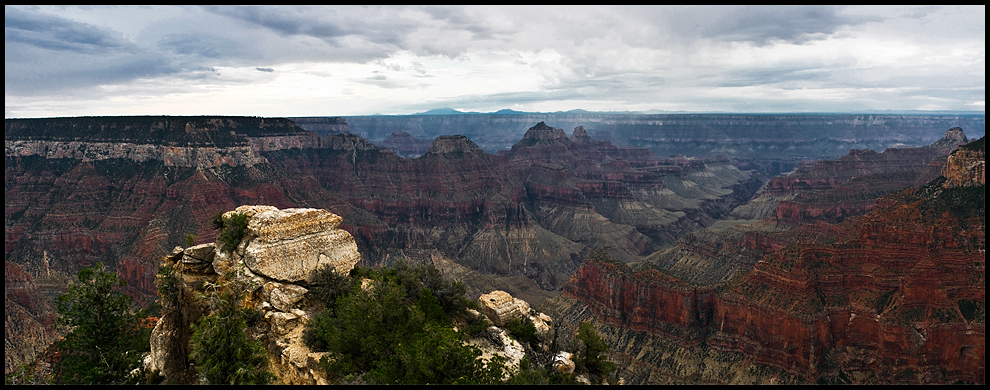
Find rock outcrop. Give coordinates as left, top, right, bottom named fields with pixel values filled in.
left=375, top=130, right=434, bottom=158
left=478, top=290, right=532, bottom=327
left=469, top=290, right=572, bottom=382
left=942, top=137, right=985, bottom=188
left=232, top=206, right=361, bottom=283
left=148, top=206, right=360, bottom=384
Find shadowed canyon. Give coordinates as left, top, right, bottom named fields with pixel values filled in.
left=5, top=114, right=985, bottom=384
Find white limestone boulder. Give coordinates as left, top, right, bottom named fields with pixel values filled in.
left=234, top=207, right=361, bottom=283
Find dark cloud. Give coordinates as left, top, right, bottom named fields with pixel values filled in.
left=662, top=6, right=881, bottom=46
left=419, top=5, right=512, bottom=41
left=4, top=6, right=131, bottom=54
left=256, top=67, right=274, bottom=72
left=4, top=48, right=182, bottom=96
left=201, top=5, right=350, bottom=39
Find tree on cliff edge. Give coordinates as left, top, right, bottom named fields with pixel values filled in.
left=54, top=262, right=150, bottom=384
left=189, top=280, right=276, bottom=385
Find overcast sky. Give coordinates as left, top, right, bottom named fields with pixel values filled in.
left=4, top=5, right=985, bottom=118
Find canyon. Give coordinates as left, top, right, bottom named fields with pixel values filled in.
left=545, top=131, right=984, bottom=383
left=5, top=115, right=984, bottom=384
left=5, top=116, right=758, bottom=374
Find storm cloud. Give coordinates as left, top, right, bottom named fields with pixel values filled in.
left=4, top=5, right=985, bottom=117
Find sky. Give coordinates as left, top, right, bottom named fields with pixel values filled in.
left=4, top=5, right=985, bottom=118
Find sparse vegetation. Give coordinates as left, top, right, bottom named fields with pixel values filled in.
left=505, top=317, right=540, bottom=346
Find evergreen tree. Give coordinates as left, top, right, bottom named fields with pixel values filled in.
left=54, top=262, right=149, bottom=384
left=575, top=321, right=616, bottom=383
left=189, top=283, right=276, bottom=385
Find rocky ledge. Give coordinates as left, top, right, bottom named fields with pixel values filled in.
left=148, top=205, right=361, bottom=384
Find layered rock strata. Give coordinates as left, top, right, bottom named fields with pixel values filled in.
left=5, top=117, right=317, bottom=169
left=747, top=128, right=968, bottom=225
left=281, top=122, right=763, bottom=296
left=231, top=205, right=361, bottom=283
left=942, top=137, right=985, bottom=188
left=5, top=117, right=770, bottom=374
left=555, top=139, right=985, bottom=384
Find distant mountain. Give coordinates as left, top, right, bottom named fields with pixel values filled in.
left=492, top=109, right=527, bottom=115
left=309, top=113, right=985, bottom=160
left=412, top=107, right=473, bottom=115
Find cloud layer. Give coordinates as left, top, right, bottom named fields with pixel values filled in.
left=5, top=5, right=985, bottom=117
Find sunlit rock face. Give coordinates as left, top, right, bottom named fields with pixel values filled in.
left=478, top=290, right=531, bottom=327
left=941, top=137, right=985, bottom=188
left=233, top=206, right=361, bottom=283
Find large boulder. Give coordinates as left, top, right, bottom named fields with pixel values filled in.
left=478, top=290, right=531, bottom=327
left=235, top=206, right=361, bottom=283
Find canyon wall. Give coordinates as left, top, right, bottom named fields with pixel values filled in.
left=5, top=117, right=318, bottom=169
left=552, top=136, right=985, bottom=384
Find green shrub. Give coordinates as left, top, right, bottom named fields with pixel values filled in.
left=462, top=316, right=491, bottom=339
left=393, top=259, right=471, bottom=317
left=309, top=264, right=354, bottom=311
left=505, top=317, right=540, bottom=346
left=214, top=212, right=248, bottom=253
left=306, top=264, right=506, bottom=384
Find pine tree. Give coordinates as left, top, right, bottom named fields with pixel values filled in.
left=54, top=262, right=149, bottom=384
left=575, top=321, right=616, bottom=383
